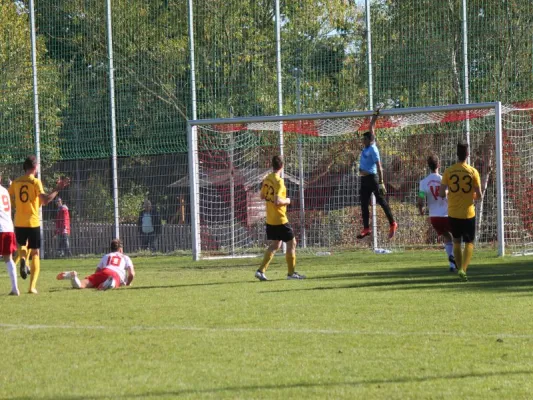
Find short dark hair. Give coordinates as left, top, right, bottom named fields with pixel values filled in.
left=110, top=239, right=123, bottom=252
left=23, top=155, right=38, bottom=172
left=272, top=155, right=283, bottom=171
left=457, top=142, right=468, bottom=162
left=363, top=131, right=375, bottom=142
left=427, top=154, right=439, bottom=171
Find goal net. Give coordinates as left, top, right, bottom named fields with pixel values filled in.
left=187, top=102, right=533, bottom=259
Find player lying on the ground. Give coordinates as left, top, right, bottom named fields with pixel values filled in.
left=56, top=239, right=135, bottom=290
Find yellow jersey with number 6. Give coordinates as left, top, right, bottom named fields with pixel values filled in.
left=441, top=162, right=481, bottom=219
left=8, top=174, right=44, bottom=228
left=261, top=172, right=288, bottom=225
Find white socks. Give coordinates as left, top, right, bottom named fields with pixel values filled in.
left=5, top=259, right=18, bottom=293
left=445, top=242, right=454, bottom=266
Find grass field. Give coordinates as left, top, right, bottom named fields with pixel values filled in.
left=1, top=250, right=533, bottom=399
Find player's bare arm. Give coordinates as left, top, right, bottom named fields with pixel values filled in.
left=126, top=265, right=135, bottom=286
left=438, top=184, right=447, bottom=199
left=274, top=195, right=290, bottom=206
left=40, top=177, right=71, bottom=206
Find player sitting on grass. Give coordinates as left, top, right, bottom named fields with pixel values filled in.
left=57, top=239, right=135, bottom=290
left=417, top=154, right=457, bottom=272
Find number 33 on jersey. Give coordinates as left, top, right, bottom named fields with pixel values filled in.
left=441, top=162, right=481, bottom=219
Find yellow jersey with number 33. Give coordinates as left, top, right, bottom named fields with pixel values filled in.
left=261, top=172, right=288, bottom=225
left=441, top=162, right=481, bottom=219
left=8, top=174, right=44, bottom=228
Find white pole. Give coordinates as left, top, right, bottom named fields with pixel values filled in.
left=187, top=124, right=201, bottom=260
left=494, top=102, right=505, bottom=256
left=275, top=0, right=284, bottom=156
left=462, top=0, right=471, bottom=158
left=187, top=0, right=200, bottom=260
left=294, top=69, right=306, bottom=248
left=105, top=0, right=119, bottom=239
left=28, top=0, right=45, bottom=257
left=365, top=0, right=378, bottom=249
left=275, top=0, right=286, bottom=253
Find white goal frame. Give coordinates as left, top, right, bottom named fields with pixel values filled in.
left=187, top=102, right=504, bottom=260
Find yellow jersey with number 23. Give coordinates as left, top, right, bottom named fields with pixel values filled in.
left=8, top=174, right=45, bottom=228
left=261, top=172, right=289, bottom=225
left=441, top=162, right=481, bottom=219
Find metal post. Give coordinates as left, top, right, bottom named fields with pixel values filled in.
left=294, top=68, right=306, bottom=248
left=462, top=0, right=471, bottom=157
left=275, top=0, right=284, bottom=157
left=28, top=0, right=44, bottom=256
left=187, top=0, right=201, bottom=260
left=105, top=0, right=120, bottom=239
left=494, top=102, right=505, bottom=256
left=365, top=0, right=378, bottom=250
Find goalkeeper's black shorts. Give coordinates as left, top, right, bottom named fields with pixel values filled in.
left=448, top=216, right=476, bottom=243
left=266, top=223, right=295, bottom=243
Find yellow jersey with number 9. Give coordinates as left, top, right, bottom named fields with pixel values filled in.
left=441, top=162, right=481, bottom=219
left=261, top=172, right=288, bottom=225
left=8, top=174, right=44, bottom=228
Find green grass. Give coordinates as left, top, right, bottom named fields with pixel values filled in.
left=1, top=250, right=533, bottom=399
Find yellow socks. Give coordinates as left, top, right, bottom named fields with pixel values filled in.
left=286, top=253, right=296, bottom=275
left=259, top=251, right=275, bottom=273
left=29, top=254, right=40, bottom=293
left=453, top=242, right=463, bottom=271
left=463, top=242, right=474, bottom=273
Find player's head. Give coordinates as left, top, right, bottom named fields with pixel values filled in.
left=110, top=239, right=123, bottom=252
left=272, top=155, right=284, bottom=172
left=143, top=200, right=152, bottom=210
left=362, top=131, right=375, bottom=146
left=427, top=154, right=439, bottom=172
left=55, top=197, right=63, bottom=207
left=457, top=142, right=469, bottom=162
left=23, top=155, right=38, bottom=173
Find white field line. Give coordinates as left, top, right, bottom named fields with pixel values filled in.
left=0, top=323, right=532, bottom=339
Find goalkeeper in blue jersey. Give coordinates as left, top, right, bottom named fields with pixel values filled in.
left=356, top=109, right=398, bottom=240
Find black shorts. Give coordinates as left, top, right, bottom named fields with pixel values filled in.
left=448, top=217, right=476, bottom=243
left=14, top=227, right=41, bottom=249
left=266, top=223, right=295, bottom=242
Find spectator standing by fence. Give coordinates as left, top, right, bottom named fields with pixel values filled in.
left=54, top=197, right=72, bottom=257
left=138, top=200, right=161, bottom=252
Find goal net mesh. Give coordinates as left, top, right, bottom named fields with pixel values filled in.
left=192, top=104, right=533, bottom=257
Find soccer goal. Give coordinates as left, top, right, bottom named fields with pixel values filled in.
left=187, top=102, right=533, bottom=260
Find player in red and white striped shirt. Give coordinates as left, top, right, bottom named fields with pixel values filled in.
left=56, top=239, right=135, bottom=290
left=0, top=175, right=19, bottom=295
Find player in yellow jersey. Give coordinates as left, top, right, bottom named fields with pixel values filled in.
left=8, top=155, right=70, bottom=294
left=439, top=143, right=482, bottom=282
left=255, top=156, right=305, bottom=281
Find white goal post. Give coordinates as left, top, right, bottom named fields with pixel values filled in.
left=187, top=101, right=533, bottom=260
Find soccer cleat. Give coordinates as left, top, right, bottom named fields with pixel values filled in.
left=56, top=271, right=74, bottom=280
left=388, top=222, right=398, bottom=239
left=8, top=289, right=20, bottom=296
left=356, top=228, right=371, bottom=239
left=448, top=255, right=457, bottom=271
left=20, top=258, right=30, bottom=280
left=287, top=272, right=306, bottom=280
left=255, top=270, right=268, bottom=281
left=458, top=269, right=468, bottom=282
left=98, top=276, right=116, bottom=291
left=28, top=288, right=38, bottom=294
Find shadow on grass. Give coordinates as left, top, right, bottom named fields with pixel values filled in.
left=6, top=369, right=532, bottom=399
left=266, top=260, right=533, bottom=294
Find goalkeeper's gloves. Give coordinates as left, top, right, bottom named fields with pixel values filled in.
left=378, top=181, right=387, bottom=196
